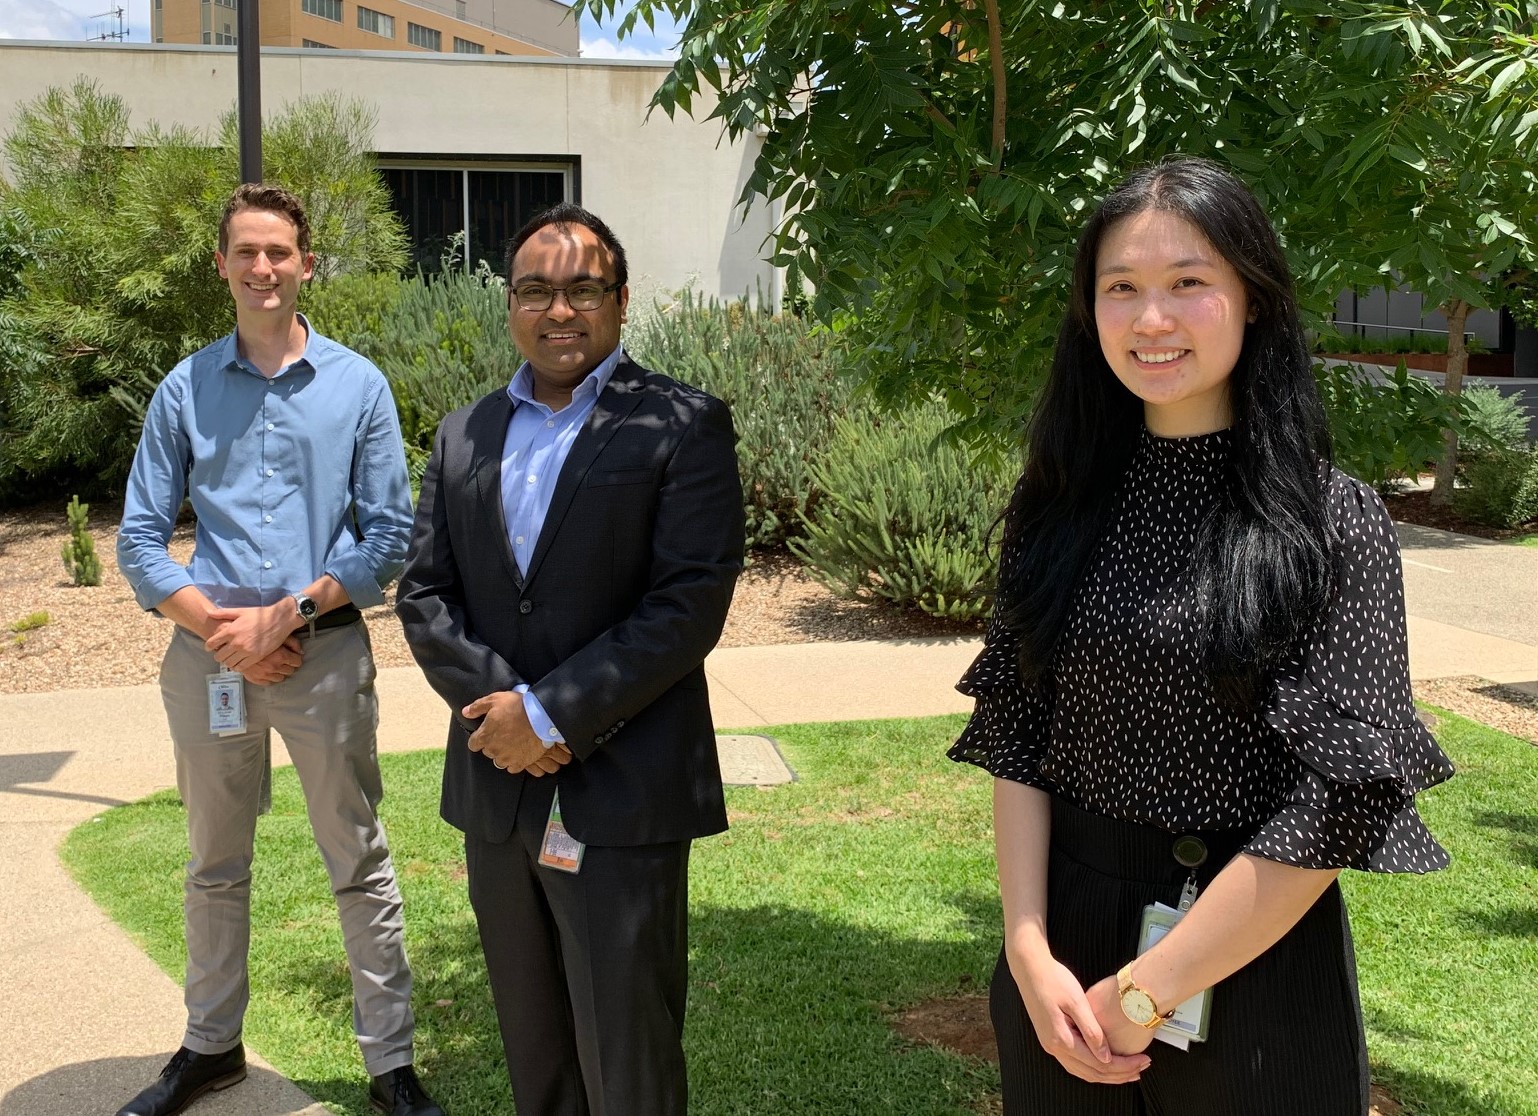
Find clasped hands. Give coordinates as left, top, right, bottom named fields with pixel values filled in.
left=1013, top=948, right=1157, bottom=1086
left=463, top=690, right=573, bottom=777
left=204, top=601, right=304, bottom=685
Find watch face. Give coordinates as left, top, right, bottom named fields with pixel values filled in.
left=297, top=596, right=318, bottom=620
left=1121, top=988, right=1157, bottom=1026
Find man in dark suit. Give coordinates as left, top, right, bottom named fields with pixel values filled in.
left=396, top=203, right=744, bottom=1116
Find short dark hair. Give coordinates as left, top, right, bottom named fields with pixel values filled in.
left=505, top=202, right=628, bottom=287
left=218, top=183, right=311, bottom=256
left=999, top=156, right=1335, bottom=709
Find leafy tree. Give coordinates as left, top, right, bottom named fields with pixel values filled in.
left=0, top=80, right=407, bottom=500
left=579, top=0, right=1538, bottom=493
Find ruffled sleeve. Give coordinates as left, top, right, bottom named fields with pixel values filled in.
left=1248, top=472, right=1454, bottom=873
left=948, top=612, right=1056, bottom=789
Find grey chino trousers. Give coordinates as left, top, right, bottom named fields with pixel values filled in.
left=159, top=622, right=415, bottom=1076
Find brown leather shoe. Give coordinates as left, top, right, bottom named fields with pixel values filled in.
left=115, top=1045, right=247, bottom=1116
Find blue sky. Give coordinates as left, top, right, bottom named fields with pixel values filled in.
left=0, top=0, right=682, bottom=58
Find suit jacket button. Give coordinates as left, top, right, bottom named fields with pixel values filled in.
left=519, top=600, right=533, bottom=614
left=593, top=736, right=603, bottom=745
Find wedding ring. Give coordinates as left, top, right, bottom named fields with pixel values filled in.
left=493, top=760, right=507, bottom=770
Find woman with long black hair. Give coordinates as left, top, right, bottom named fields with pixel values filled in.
left=950, top=157, right=1453, bottom=1115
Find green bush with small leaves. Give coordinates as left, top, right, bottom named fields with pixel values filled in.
left=300, top=270, right=405, bottom=352
left=791, top=401, right=1013, bottom=621
left=351, top=265, right=518, bottom=474
left=628, top=290, right=851, bottom=550
left=1459, top=384, right=1532, bottom=455
left=1455, top=445, right=1538, bottom=529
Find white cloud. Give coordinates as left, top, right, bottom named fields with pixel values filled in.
left=579, top=34, right=677, bottom=62
left=0, top=0, right=147, bottom=42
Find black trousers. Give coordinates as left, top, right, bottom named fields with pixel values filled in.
left=464, top=775, right=692, bottom=1116
left=991, top=797, right=1370, bottom=1116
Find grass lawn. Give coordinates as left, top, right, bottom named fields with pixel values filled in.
left=63, top=711, right=1537, bottom=1115
left=1511, top=532, right=1538, bottom=547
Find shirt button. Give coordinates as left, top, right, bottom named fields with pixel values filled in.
left=527, top=475, right=537, bottom=484
left=519, top=600, right=533, bottom=615
left=266, top=468, right=274, bottom=477
left=546, top=420, right=554, bottom=428
left=515, top=535, right=525, bottom=545
left=264, top=515, right=272, bottom=523
left=547, top=728, right=559, bottom=738
left=266, top=423, right=275, bottom=431
left=263, top=561, right=272, bottom=569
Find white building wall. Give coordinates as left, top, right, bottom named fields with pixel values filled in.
left=0, top=41, right=777, bottom=303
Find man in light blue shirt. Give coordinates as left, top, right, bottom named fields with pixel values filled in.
left=115, top=184, right=443, bottom=1116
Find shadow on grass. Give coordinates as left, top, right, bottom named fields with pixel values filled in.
left=1372, top=1062, right=1534, bottom=1116
left=271, top=894, right=1004, bottom=1116
left=1472, top=810, right=1538, bottom=869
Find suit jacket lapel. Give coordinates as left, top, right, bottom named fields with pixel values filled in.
left=523, top=360, right=646, bottom=587
left=468, top=392, right=525, bottom=591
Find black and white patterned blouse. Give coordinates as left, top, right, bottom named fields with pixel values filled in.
left=949, top=428, right=1453, bottom=873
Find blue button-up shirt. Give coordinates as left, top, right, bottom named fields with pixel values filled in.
left=499, top=345, right=623, bottom=745
left=117, top=317, right=413, bottom=614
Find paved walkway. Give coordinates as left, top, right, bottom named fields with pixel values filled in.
left=1, top=525, right=1532, bottom=1115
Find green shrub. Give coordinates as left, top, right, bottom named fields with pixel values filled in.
left=1312, top=328, right=1484, bottom=356
left=1314, top=361, right=1464, bottom=491
left=1459, top=384, right=1532, bottom=454
left=352, top=265, right=517, bottom=454
left=300, top=271, right=405, bottom=351
left=1455, top=445, right=1538, bottom=529
left=790, top=401, right=1013, bottom=621
left=60, top=494, right=101, bottom=586
left=627, top=290, right=852, bottom=550
left=0, top=80, right=406, bottom=500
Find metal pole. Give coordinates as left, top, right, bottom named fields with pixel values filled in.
left=237, top=0, right=262, bottom=183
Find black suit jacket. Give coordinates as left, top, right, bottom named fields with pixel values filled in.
left=396, top=357, right=745, bottom=847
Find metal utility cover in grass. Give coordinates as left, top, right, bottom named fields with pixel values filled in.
left=716, top=734, right=795, bottom=786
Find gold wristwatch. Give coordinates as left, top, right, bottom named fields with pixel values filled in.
left=1117, top=963, right=1173, bottom=1030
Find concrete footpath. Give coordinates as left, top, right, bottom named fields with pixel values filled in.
left=1, top=524, right=1533, bottom=1116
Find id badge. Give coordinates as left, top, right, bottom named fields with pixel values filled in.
left=1137, top=902, right=1212, bottom=1047
left=207, top=671, right=247, bottom=736
left=538, top=789, right=585, bottom=874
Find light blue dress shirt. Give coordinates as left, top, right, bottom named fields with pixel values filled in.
left=117, top=316, right=413, bottom=614
left=499, top=345, right=624, bottom=746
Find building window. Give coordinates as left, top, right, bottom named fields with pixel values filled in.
left=381, top=166, right=568, bottom=273
left=407, top=22, right=440, bottom=50
left=357, top=5, right=395, bottom=37
left=301, top=0, right=342, bottom=22
left=452, top=36, right=484, bottom=53
left=215, top=30, right=236, bottom=43
left=213, top=0, right=235, bottom=8
left=302, top=38, right=336, bottom=47
left=455, top=0, right=465, bottom=17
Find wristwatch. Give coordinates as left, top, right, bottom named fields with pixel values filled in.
left=294, top=593, right=319, bottom=636
left=1117, top=963, right=1173, bottom=1030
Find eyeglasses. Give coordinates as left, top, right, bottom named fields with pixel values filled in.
left=509, top=281, right=622, bottom=312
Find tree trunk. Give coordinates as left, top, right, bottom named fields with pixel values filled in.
left=1430, top=297, right=1472, bottom=505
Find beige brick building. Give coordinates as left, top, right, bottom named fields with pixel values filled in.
left=151, top=0, right=577, bottom=57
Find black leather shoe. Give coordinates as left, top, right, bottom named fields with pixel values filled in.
left=369, top=1065, right=446, bottom=1116
left=115, top=1045, right=247, bottom=1116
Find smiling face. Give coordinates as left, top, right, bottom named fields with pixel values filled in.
left=215, top=207, right=314, bottom=321
left=508, top=223, right=629, bottom=409
left=1093, top=208, right=1250, bottom=437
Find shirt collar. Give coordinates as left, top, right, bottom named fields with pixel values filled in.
left=221, top=312, right=316, bottom=379
left=507, top=344, right=626, bottom=410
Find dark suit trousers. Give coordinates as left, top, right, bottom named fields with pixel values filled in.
left=464, top=776, right=691, bottom=1116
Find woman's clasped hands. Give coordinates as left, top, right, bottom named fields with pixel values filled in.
left=1010, top=943, right=1154, bottom=1086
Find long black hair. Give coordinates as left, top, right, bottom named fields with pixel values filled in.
left=998, top=157, right=1335, bottom=709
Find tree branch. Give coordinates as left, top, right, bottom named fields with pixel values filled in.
left=983, top=0, right=1007, bottom=168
